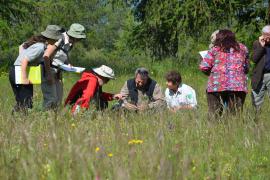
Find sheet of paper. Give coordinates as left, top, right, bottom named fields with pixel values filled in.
left=199, top=50, right=208, bottom=58
left=15, top=65, right=42, bottom=84
left=15, top=66, right=22, bottom=84
left=59, top=64, right=85, bottom=73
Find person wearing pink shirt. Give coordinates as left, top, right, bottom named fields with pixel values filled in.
left=199, top=29, right=249, bottom=118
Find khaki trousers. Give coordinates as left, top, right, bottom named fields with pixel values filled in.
left=251, top=73, right=270, bottom=110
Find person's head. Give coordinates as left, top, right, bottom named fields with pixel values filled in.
left=92, top=65, right=115, bottom=86
left=214, top=29, right=239, bottom=52
left=41, top=25, right=62, bottom=44
left=23, top=25, right=62, bottom=49
left=134, top=67, right=150, bottom=89
left=165, top=71, right=182, bottom=91
left=60, top=27, right=66, bottom=33
left=209, top=30, right=219, bottom=48
left=262, top=25, right=270, bottom=45
left=67, top=23, right=86, bottom=44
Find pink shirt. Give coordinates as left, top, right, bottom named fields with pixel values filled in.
left=199, top=43, right=249, bottom=93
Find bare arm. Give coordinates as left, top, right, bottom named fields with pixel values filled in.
left=43, top=44, right=58, bottom=84
left=171, top=105, right=194, bottom=111
left=21, top=58, right=30, bottom=84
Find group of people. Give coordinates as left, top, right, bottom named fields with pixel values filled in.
left=8, top=23, right=197, bottom=115
left=8, top=23, right=270, bottom=118
left=64, top=66, right=197, bottom=114
left=200, top=26, right=270, bottom=118
left=9, top=23, right=86, bottom=114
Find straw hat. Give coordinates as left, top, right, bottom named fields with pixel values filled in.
left=92, top=65, right=115, bottom=79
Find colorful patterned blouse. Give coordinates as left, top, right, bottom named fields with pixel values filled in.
left=199, top=43, right=249, bottom=93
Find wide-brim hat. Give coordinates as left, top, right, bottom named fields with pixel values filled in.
left=67, top=23, right=86, bottom=39
left=41, top=25, right=62, bottom=40
left=92, top=65, right=115, bottom=79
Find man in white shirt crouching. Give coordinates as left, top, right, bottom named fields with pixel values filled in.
left=165, top=71, right=197, bottom=111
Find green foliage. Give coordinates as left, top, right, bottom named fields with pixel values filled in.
left=0, top=0, right=269, bottom=71
left=113, top=0, right=269, bottom=60
left=0, top=0, right=270, bottom=70
left=0, top=0, right=35, bottom=67
left=0, top=0, right=130, bottom=71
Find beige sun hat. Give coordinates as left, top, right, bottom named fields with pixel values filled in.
left=92, top=65, right=115, bottom=79
left=41, top=25, right=62, bottom=40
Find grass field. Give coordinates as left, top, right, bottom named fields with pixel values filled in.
left=0, top=63, right=270, bottom=179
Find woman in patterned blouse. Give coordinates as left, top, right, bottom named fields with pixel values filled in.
left=199, top=29, right=249, bottom=118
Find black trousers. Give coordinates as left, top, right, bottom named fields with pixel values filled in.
left=207, top=91, right=246, bottom=117
left=9, top=66, right=33, bottom=110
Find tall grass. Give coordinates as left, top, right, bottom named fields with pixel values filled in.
left=0, top=61, right=270, bottom=179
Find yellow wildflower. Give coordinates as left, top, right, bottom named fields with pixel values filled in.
left=43, top=163, right=51, bottom=173
left=222, top=163, right=232, bottom=177
left=108, top=153, right=113, bottom=157
left=71, top=123, right=76, bottom=128
left=192, top=166, right=196, bottom=172
left=128, top=139, right=143, bottom=145
left=95, top=147, right=100, bottom=153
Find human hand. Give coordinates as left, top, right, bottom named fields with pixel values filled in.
left=137, top=104, right=148, bottom=111
left=123, top=102, right=138, bottom=111
left=259, top=36, right=266, bottom=47
left=169, top=107, right=177, bottom=113
left=113, top=94, right=125, bottom=100
left=54, top=38, right=62, bottom=46
left=46, top=74, right=54, bottom=85
left=21, top=78, right=31, bottom=85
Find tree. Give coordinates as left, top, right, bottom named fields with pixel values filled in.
left=113, top=0, right=269, bottom=60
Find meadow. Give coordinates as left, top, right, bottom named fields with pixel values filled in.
left=0, top=61, right=270, bottom=179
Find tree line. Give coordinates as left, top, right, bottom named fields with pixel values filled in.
left=0, top=0, right=269, bottom=72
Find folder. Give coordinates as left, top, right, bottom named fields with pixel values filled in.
left=15, top=65, right=42, bottom=84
